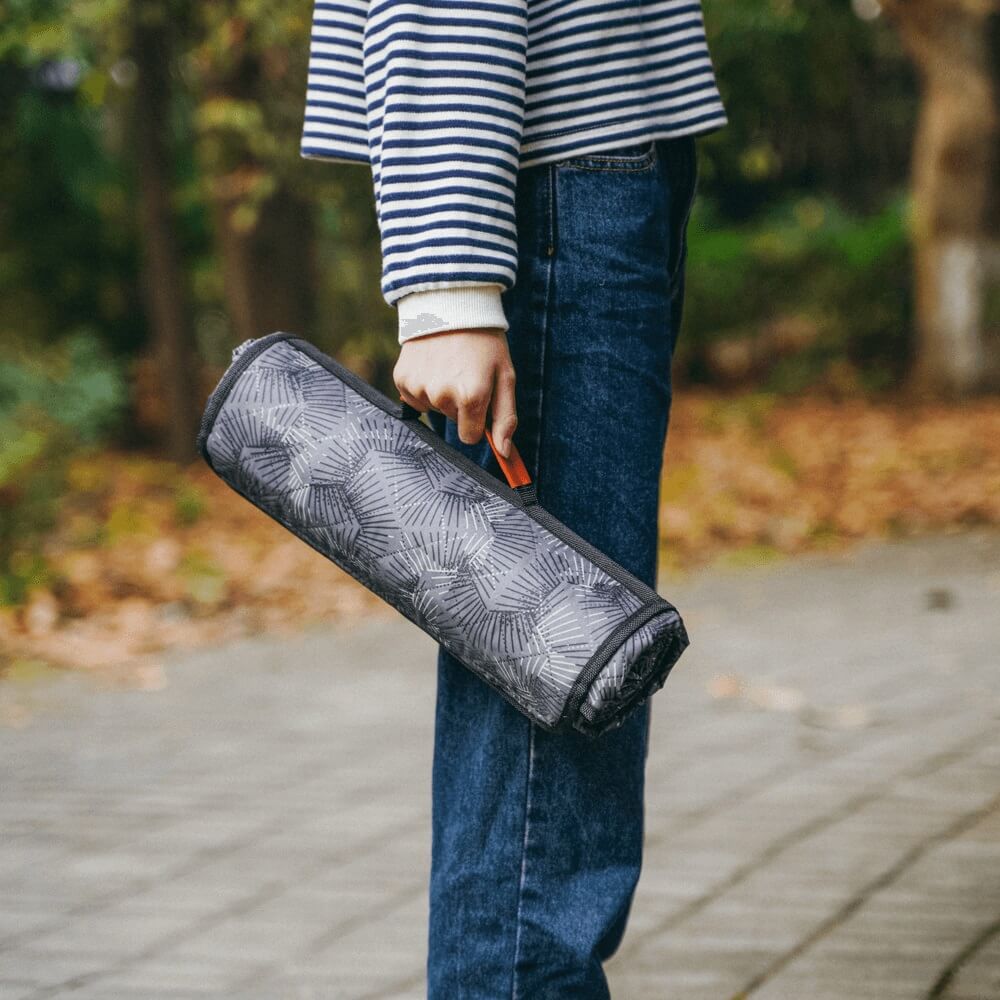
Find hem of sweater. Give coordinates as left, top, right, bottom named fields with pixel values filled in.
left=518, top=108, right=729, bottom=168
left=397, top=285, right=508, bottom=345
left=299, top=107, right=729, bottom=170
left=300, top=141, right=370, bottom=165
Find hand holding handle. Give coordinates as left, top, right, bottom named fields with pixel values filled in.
left=400, top=401, right=533, bottom=491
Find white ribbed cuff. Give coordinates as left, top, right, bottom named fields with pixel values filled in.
left=397, top=285, right=509, bottom=345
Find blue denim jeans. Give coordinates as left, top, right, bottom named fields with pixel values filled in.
left=425, top=134, right=699, bottom=999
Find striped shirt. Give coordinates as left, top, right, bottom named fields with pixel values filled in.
left=300, top=0, right=727, bottom=343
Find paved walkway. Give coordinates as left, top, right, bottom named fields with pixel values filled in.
left=1, top=533, right=998, bottom=1000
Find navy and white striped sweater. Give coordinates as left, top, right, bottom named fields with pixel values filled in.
left=300, top=0, right=727, bottom=343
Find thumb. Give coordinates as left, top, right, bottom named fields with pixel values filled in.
left=490, top=365, right=518, bottom=458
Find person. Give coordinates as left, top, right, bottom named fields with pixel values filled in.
left=300, top=2, right=727, bottom=995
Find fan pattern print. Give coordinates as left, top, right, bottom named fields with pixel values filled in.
left=203, top=338, right=685, bottom=733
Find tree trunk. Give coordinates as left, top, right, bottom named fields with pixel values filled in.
left=131, top=0, right=200, bottom=462
left=884, top=0, right=1000, bottom=394
left=208, top=181, right=318, bottom=344
left=197, top=33, right=318, bottom=345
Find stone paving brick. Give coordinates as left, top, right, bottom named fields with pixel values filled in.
left=24, top=913, right=189, bottom=960
left=57, top=955, right=272, bottom=995
left=943, top=930, right=1000, bottom=1000
left=1, top=947, right=113, bottom=989
left=0, top=985, right=37, bottom=1000
left=749, top=779, right=1000, bottom=1000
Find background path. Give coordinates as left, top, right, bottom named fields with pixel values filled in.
left=1, top=533, right=998, bottom=999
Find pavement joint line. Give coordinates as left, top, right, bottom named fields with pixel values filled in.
left=645, top=754, right=812, bottom=846
left=925, top=912, right=1000, bottom=999
left=296, top=882, right=428, bottom=960
left=16, top=811, right=426, bottom=1000
left=737, top=789, right=1000, bottom=997
left=645, top=636, right=997, bottom=850
left=640, top=678, right=962, bottom=847
left=641, top=695, right=991, bottom=868
left=18, top=884, right=287, bottom=1000
left=0, top=765, right=423, bottom=955
left=0, top=814, right=288, bottom=954
left=365, top=970, right=426, bottom=999
left=228, top=882, right=429, bottom=995
left=626, top=720, right=1000, bottom=952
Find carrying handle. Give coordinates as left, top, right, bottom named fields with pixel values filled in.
left=400, top=401, right=535, bottom=497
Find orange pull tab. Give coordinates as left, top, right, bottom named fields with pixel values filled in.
left=484, top=428, right=532, bottom=489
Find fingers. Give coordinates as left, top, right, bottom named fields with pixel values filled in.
left=397, top=387, right=426, bottom=414
left=393, top=332, right=516, bottom=449
left=393, top=354, right=432, bottom=415
left=399, top=379, right=494, bottom=445
left=395, top=352, right=462, bottom=424
left=455, top=380, right=490, bottom=446
left=490, top=365, right=518, bottom=458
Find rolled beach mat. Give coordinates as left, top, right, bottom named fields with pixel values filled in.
left=197, top=332, right=689, bottom=738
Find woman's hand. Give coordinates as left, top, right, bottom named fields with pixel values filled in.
left=393, top=329, right=518, bottom=458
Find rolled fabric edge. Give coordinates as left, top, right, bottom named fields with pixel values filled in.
left=569, top=607, right=690, bottom=739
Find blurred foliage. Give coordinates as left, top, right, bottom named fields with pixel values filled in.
left=0, top=0, right=388, bottom=379
left=680, top=194, right=912, bottom=391
left=0, top=0, right=932, bottom=613
left=680, top=0, right=918, bottom=389
left=0, top=62, right=143, bottom=356
left=0, top=0, right=919, bottom=399
left=0, top=332, right=127, bottom=604
left=698, top=0, right=916, bottom=218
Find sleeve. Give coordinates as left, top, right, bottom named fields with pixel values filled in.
left=362, top=0, right=528, bottom=342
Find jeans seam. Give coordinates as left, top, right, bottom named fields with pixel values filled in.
left=511, top=162, right=555, bottom=1000
left=510, top=723, right=536, bottom=1000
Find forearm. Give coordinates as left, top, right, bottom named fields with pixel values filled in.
left=362, top=0, right=528, bottom=343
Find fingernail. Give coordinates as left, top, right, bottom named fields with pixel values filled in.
left=498, top=436, right=510, bottom=458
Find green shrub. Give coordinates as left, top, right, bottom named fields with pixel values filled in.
left=680, top=194, right=912, bottom=392
left=0, top=329, right=126, bottom=605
